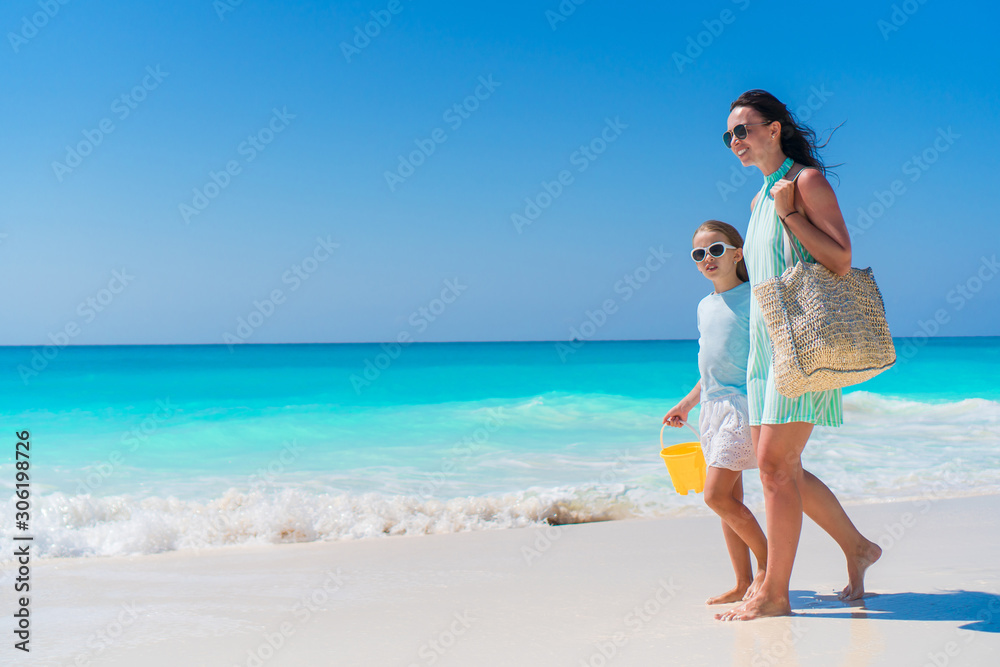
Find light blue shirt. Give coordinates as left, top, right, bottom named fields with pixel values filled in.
left=697, top=281, right=751, bottom=401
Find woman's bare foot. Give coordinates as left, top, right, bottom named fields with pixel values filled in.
left=706, top=583, right=750, bottom=605
left=838, top=539, right=882, bottom=601
left=743, top=569, right=766, bottom=601
left=715, top=592, right=792, bottom=621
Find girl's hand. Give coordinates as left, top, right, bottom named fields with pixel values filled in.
left=770, top=176, right=796, bottom=220
left=663, top=404, right=688, bottom=427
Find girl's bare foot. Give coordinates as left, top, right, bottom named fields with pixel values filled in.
left=706, top=583, right=750, bottom=605
left=715, top=592, right=792, bottom=621
left=743, top=569, right=766, bottom=601
left=838, top=539, right=882, bottom=601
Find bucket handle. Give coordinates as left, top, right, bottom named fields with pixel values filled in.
left=660, top=420, right=701, bottom=448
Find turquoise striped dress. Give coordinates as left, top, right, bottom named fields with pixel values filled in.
left=744, top=157, right=843, bottom=427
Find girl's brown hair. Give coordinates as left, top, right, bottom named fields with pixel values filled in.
left=694, top=220, right=749, bottom=283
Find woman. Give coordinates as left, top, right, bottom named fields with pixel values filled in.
left=717, top=90, right=882, bottom=621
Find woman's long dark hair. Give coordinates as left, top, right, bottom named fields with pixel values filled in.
left=730, top=89, right=838, bottom=178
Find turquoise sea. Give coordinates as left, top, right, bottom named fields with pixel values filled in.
left=2, top=338, right=998, bottom=558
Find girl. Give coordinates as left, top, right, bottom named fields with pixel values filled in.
left=664, top=220, right=767, bottom=605
left=717, top=90, right=881, bottom=621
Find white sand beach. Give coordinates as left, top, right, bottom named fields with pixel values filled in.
left=7, top=494, right=1000, bottom=666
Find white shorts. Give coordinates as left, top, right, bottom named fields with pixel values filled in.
left=698, top=394, right=756, bottom=471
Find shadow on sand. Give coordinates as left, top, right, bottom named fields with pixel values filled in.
left=790, top=590, right=1000, bottom=632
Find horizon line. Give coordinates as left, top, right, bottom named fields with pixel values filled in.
left=0, top=334, right=997, bottom=349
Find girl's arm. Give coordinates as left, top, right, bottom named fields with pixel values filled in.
left=770, top=168, right=852, bottom=276
left=663, top=382, right=701, bottom=426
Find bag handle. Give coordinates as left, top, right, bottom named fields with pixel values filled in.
left=779, top=168, right=811, bottom=267
left=660, top=420, right=701, bottom=449
left=780, top=220, right=807, bottom=267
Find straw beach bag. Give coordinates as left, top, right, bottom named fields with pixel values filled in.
left=753, top=220, right=896, bottom=398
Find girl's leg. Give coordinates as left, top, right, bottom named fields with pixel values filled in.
left=704, top=466, right=767, bottom=604
left=704, top=467, right=751, bottom=603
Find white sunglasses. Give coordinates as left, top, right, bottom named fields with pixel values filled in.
left=690, top=242, right=736, bottom=262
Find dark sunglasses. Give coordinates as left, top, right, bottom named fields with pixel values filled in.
left=690, top=242, right=736, bottom=263
left=723, top=121, right=771, bottom=148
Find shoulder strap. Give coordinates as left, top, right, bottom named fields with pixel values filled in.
left=780, top=167, right=813, bottom=266
left=780, top=219, right=806, bottom=267
left=790, top=166, right=815, bottom=184
left=781, top=223, right=794, bottom=268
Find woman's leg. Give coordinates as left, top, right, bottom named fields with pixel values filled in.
left=718, top=421, right=812, bottom=620
left=704, top=466, right=767, bottom=604
left=719, top=422, right=882, bottom=620
left=799, top=469, right=882, bottom=600
left=754, top=421, right=881, bottom=601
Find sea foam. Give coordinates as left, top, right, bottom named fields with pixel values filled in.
left=2, top=391, right=997, bottom=560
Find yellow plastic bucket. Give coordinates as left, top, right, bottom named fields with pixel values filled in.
left=659, top=423, right=706, bottom=495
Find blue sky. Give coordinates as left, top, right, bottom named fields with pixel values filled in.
left=2, top=0, right=998, bottom=345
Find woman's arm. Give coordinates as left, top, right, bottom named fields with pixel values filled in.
left=770, top=168, right=852, bottom=275
left=664, top=382, right=701, bottom=426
